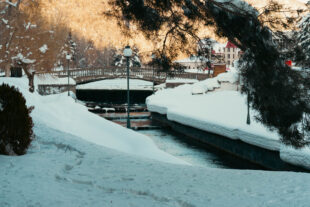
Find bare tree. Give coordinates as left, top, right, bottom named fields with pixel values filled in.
left=0, top=0, right=67, bottom=92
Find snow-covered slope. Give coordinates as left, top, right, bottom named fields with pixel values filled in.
left=1, top=122, right=310, bottom=206
left=1, top=77, right=310, bottom=206
left=0, top=77, right=185, bottom=165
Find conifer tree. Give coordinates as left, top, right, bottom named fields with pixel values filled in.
left=296, top=11, right=310, bottom=68
left=106, top=0, right=309, bottom=147
left=113, top=46, right=141, bottom=67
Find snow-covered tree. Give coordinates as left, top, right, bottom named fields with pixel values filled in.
left=56, top=31, right=77, bottom=69
left=113, top=46, right=141, bottom=67
left=106, top=0, right=309, bottom=147
left=295, top=12, right=310, bottom=68
left=0, top=0, right=67, bottom=92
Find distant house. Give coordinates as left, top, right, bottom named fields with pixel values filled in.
left=224, top=42, right=241, bottom=67
left=198, top=39, right=242, bottom=67
left=174, top=56, right=209, bottom=70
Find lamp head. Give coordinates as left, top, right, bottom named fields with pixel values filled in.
left=66, top=54, right=72, bottom=60
left=123, top=46, right=132, bottom=57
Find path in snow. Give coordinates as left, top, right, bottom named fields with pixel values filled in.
left=1, top=122, right=310, bottom=207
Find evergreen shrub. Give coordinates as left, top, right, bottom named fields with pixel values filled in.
left=0, top=84, right=34, bottom=155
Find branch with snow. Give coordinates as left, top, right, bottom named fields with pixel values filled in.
left=5, top=0, right=18, bottom=7
left=12, top=53, right=36, bottom=64
left=39, top=44, right=48, bottom=54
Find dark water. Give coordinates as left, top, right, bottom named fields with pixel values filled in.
left=76, top=89, right=153, bottom=105
left=139, top=128, right=263, bottom=169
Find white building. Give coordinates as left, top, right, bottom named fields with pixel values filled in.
left=174, top=56, right=209, bottom=70
left=223, top=42, right=241, bottom=67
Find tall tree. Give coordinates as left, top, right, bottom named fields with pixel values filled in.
left=56, top=31, right=77, bottom=70
left=0, top=0, right=67, bottom=92
left=106, top=0, right=309, bottom=147
left=295, top=7, right=310, bottom=68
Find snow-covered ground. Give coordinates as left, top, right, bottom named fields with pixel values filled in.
left=1, top=77, right=310, bottom=206
left=166, top=78, right=199, bottom=83
left=77, top=78, right=153, bottom=90
left=184, top=68, right=214, bottom=74
left=0, top=77, right=182, bottom=164
left=147, top=71, right=310, bottom=170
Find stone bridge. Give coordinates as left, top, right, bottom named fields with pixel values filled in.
left=39, top=67, right=209, bottom=84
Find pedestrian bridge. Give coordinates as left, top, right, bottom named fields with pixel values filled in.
left=39, top=67, right=209, bottom=84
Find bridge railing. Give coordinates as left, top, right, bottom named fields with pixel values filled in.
left=37, top=66, right=209, bottom=82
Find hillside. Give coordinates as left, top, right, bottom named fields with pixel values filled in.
left=39, top=0, right=307, bottom=54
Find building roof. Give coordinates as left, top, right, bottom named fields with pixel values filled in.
left=225, top=42, right=238, bottom=48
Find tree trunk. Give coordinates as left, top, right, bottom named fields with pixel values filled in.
left=5, top=64, right=11, bottom=77
left=21, top=64, right=35, bottom=93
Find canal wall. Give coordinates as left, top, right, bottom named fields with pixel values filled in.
left=151, top=112, right=309, bottom=172
left=38, top=84, right=76, bottom=95
left=76, top=89, right=153, bottom=105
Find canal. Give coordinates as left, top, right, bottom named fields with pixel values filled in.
left=91, top=109, right=263, bottom=170
left=76, top=81, right=264, bottom=170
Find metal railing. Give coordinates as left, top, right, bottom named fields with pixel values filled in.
left=37, top=66, right=209, bottom=83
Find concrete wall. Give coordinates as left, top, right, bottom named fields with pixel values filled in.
left=151, top=112, right=309, bottom=172
left=38, top=85, right=76, bottom=95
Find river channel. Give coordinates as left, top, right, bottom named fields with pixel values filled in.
left=93, top=109, right=262, bottom=170
left=77, top=86, right=263, bottom=170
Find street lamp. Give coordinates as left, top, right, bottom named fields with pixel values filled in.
left=66, top=54, right=72, bottom=96
left=123, top=46, right=132, bottom=128
left=207, top=40, right=212, bottom=78
left=151, top=53, right=156, bottom=94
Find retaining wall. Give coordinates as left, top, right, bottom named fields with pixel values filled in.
left=151, top=112, right=309, bottom=172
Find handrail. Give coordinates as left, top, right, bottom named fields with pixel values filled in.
left=36, top=67, right=209, bottom=83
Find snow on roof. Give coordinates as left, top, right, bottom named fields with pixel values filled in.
left=35, top=74, right=76, bottom=86
left=77, top=78, right=153, bottom=90
left=175, top=56, right=209, bottom=63
left=212, top=42, right=226, bottom=53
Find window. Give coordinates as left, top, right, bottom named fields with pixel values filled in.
left=228, top=54, right=230, bottom=59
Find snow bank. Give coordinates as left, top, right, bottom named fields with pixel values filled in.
left=77, top=78, right=153, bottom=90
left=0, top=77, right=186, bottom=165
left=147, top=72, right=310, bottom=168
left=35, top=74, right=76, bottom=86
left=280, top=146, right=310, bottom=170
left=166, top=78, right=199, bottom=83
left=2, top=121, right=310, bottom=207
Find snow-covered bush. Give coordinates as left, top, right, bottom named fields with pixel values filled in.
left=0, top=84, right=34, bottom=155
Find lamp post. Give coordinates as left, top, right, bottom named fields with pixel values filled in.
left=207, top=40, right=212, bottom=78
left=66, top=54, right=72, bottom=96
left=123, top=46, right=132, bottom=128
left=151, top=54, right=156, bottom=94
left=246, top=92, right=251, bottom=125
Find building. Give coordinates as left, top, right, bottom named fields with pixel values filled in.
left=224, top=42, right=241, bottom=67
left=198, top=39, right=241, bottom=67
left=174, top=56, right=209, bottom=70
